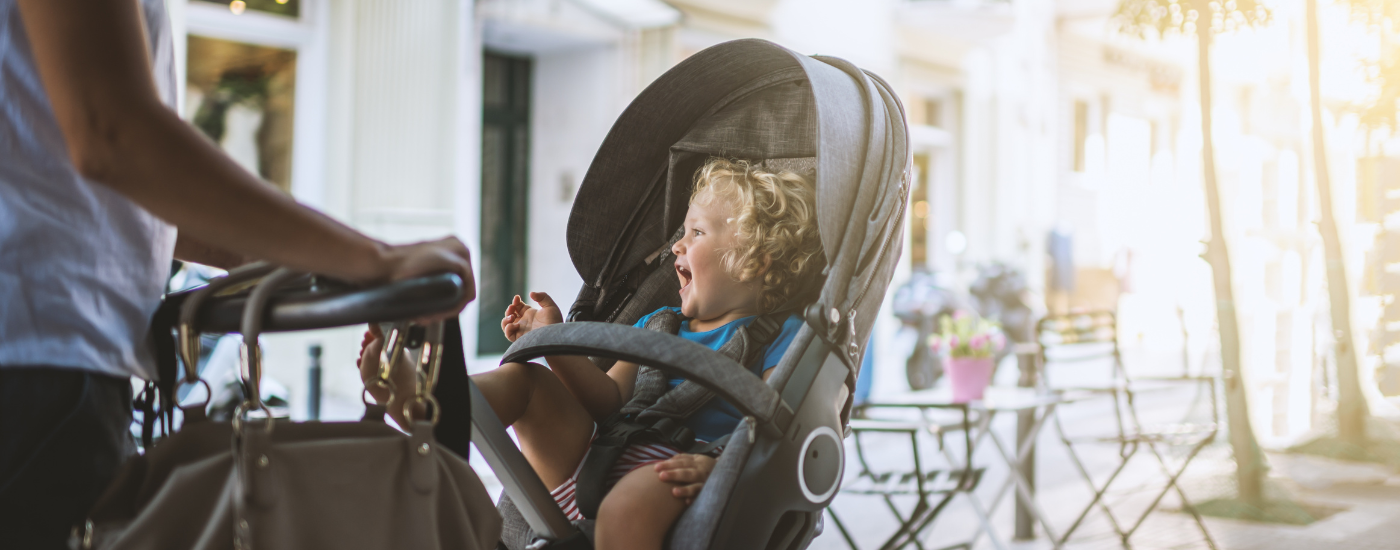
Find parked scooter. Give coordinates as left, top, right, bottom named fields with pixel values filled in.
left=892, top=263, right=1038, bottom=391
left=169, top=263, right=291, bottom=421
left=891, top=267, right=968, bottom=390
left=967, top=262, right=1037, bottom=366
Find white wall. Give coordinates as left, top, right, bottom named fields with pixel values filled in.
left=770, top=0, right=896, bottom=76
left=524, top=47, right=626, bottom=316
left=256, top=0, right=474, bottom=419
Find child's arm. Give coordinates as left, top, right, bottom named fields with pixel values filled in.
left=504, top=292, right=638, bottom=421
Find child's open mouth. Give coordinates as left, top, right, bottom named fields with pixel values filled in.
left=676, top=263, right=692, bottom=294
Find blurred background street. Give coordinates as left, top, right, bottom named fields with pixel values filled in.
left=162, top=0, right=1400, bottom=547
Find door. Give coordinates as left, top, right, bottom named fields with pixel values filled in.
left=479, top=52, right=532, bottom=355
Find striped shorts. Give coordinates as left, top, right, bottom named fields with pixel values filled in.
left=550, top=437, right=724, bottom=522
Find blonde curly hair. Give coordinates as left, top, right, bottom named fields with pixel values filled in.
left=691, top=158, right=825, bottom=313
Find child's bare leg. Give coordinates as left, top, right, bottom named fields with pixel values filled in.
left=594, top=466, right=689, bottom=550
left=471, top=362, right=594, bottom=489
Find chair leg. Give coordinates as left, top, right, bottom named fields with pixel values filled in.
left=828, top=508, right=862, bottom=550
left=1053, top=415, right=1134, bottom=544
left=885, top=493, right=960, bottom=550
left=1122, top=436, right=1217, bottom=550
left=959, top=491, right=1008, bottom=550
left=877, top=494, right=929, bottom=550
left=1056, top=441, right=1135, bottom=544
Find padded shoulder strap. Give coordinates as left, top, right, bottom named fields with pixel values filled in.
left=619, top=310, right=685, bottom=416
left=634, top=310, right=789, bottom=422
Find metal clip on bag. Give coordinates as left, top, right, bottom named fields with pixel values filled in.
left=76, top=268, right=501, bottom=550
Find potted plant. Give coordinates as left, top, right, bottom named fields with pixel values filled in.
left=928, top=311, right=1005, bottom=402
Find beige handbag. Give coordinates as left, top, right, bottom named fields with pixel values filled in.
left=75, top=268, right=501, bottom=550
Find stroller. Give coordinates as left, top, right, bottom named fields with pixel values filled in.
left=472, top=39, right=910, bottom=550
left=91, top=38, right=906, bottom=550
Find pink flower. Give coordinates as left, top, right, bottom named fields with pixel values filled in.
left=949, top=335, right=960, bottom=349
left=928, top=334, right=943, bottom=352
left=953, top=310, right=970, bottom=320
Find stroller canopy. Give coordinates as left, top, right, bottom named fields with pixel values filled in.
left=567, top=38, right=910, bottom=372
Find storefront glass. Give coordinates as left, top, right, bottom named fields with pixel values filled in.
left=185, top=35, right=298, bottom=193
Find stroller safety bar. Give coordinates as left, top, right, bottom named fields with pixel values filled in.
left=503, top=322, right=793, bottom=433
left=467, top=379, right=579, bottom=542
left=171, top=272, right=466, bottom=333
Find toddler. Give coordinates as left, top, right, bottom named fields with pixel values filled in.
left=360, top=158, right=823, bottom=550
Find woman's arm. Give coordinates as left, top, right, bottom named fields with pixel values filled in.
left=174, top=233, right=247, bottom=270
left=16, top=0, right=473, bottom=299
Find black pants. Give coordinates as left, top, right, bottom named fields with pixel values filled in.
left=0, top=367, right=134, bottom=550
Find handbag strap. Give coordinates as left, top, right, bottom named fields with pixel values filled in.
left=178, top=262, right=275, bottom=383
left=238, top=268, right=304, bottom=419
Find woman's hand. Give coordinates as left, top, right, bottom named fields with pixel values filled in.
left=654, top=454, right=717, bottom=505
left=501, top=292, right=563, bottom=342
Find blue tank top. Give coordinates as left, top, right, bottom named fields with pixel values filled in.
left=632, top=307, right=804, bottom=441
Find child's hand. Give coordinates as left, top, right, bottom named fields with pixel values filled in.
left=654, top=453, right=716, bottom=505
left=501, top=292, right=564, bottom=342
left=356, top=323, right=420, bottom=428
left=357, top=325, right=390, bottom=403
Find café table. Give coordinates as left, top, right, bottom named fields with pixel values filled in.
left=838, top=386, right=1071, bottom=550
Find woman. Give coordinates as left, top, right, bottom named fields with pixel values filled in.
left=0, top=1, right=475, bottom=548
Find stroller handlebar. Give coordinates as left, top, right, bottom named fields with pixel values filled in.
left=176, top=272, right=466, bottom=333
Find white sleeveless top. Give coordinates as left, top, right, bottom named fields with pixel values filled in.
left=0, top=0, right=179, bottom=379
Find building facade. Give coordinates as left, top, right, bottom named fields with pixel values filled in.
left=168, top=0, right=1371, bottom=447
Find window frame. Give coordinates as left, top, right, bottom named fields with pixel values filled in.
left=178, top=0, right=330, bottom=208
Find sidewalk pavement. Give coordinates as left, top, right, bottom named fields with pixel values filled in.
left=811, top=387, right=1400, bottom=550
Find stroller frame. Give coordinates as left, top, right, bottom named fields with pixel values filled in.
left=477, top=38, right=911, bottom=550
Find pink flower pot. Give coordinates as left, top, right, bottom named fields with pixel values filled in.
left=947, top=357, right=994, bottom=403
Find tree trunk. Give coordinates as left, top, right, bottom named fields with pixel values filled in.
left=1307, top=0, right=1369, bottom=445
left=1196, top=14, right=1266, bottom=506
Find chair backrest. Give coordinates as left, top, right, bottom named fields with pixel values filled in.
left=1035, top=310, right=1125, bottom=390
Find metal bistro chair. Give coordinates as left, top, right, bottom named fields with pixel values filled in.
left=1037, top=310, right=1219, bottom=548
left=828, top=405, right=981, bottom=550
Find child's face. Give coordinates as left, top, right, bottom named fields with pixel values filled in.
left=672, top=196, right=761, bottom=323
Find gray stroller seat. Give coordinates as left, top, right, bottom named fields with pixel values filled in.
left=480, top=38, right=910, bottom=550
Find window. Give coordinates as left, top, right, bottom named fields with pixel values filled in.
left=909, top=153, right=931, bottom=267
left=1073, top=100, right=1089, bottom=172
left=479, top=52, right=532, bottom=356
left=194, top=0, right=300, bottom=18
left=186, top=36, right=298, bottom=192
left=923, top=98, right=942, bottom=128
left=906, top=96, right=944, bottom=128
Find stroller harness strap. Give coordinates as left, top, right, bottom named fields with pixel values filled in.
left=574, top=308, right=787, bottom=520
